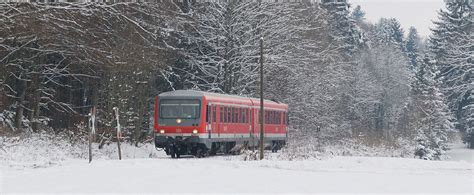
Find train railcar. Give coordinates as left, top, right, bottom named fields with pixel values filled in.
left=154, top=90, right=288, bottom=158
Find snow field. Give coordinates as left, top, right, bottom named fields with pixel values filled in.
left=1, top=155, right=473, bottom=194
left=1, top=134, right=473, bottom=194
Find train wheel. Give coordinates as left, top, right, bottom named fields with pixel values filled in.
left=195, top=144, right=209, bottom=158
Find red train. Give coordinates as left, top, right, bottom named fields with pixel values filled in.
left=154, top=90, right=288, bottom=158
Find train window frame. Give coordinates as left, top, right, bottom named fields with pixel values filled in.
left=159, top=99, right=201, bottom=119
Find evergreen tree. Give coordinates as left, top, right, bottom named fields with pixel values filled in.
left=376, top=18, right=405, bottom=47
left=405, top=27, right=422, bottom=69
left=429, top=0, right=473, bottom=148
left=412, top=58, right=456, bottom=159
left=351, top=5, right=365, bottom=22
left=322, top=0, right=364, bottom=54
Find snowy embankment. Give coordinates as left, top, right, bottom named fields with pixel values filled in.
left=1, top=134, right=473, bottom=194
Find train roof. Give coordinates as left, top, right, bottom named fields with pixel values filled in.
left=158, top=90, right=286, bottom=105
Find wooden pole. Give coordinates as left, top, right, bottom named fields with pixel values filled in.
left=88, top=106, right=96, bottom=163
left=259, top=37, right=264, bottom=160
left=114, top=107, right=122, bottom=160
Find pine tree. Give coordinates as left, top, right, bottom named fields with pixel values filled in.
left=429, top=0, right=473, bottom=148
left=405, top=27, right=422, bottom=69
left=412, top=58, right=456, bottom=159
left=351, top=5, right=366, bottom=22
left=376, top=18, right=405, bottom=47
left=322, top=0, right=364, bottom=54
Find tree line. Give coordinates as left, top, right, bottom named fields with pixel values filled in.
left=0, top=0, right=472, bottom=158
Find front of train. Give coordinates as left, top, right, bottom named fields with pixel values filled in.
left=154, top=90, right=209, bottom=158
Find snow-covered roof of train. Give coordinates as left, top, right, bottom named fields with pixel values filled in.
left=158, top=90, right=285, bottom=105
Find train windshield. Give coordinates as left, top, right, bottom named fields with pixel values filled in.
left=159, top=99, right=201, bottom=119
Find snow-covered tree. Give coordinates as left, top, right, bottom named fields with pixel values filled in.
left=405, top=27, right=423, bottom=69
left=412, top=58, right=456, bottom=159
left=375, top=18, right=405, bottom=47
left=351, top=5, right=366, bottom=22
left=322, top=0, right=364, bottom=54
left=0, top=3, right=175, bottom=135
left=429, top=0, right=473, bottom=148
left=163, top=1, right=296, bottom=96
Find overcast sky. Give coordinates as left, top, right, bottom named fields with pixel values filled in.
left=350, top=0, right=446, bottom=38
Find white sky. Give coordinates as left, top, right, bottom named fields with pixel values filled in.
left=350, top=0, right=446, bottom=38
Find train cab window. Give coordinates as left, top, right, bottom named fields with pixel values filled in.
left=159, top=99, right=200, bottom=119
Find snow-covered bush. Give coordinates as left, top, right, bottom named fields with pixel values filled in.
left=0, top=110, right=16, bottom=131
left=0, top=132, right=161, bottom=168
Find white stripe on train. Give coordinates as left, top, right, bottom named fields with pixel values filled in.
left=157, top=133, right=287, bottom=139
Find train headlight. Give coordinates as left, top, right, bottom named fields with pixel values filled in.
left=160, top=129, right=165, bottom=134
left=192, top=129, right=198, bottom=134
left=176, top=119, right=182, bottom=124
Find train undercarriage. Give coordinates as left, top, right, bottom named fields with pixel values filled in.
left=155, top=135, right=286, bottom=158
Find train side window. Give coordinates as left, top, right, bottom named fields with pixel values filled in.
left=278, top=112, right=281, bottom=124
left=231, top=107, right=236, bottom=123
left=265, top=111, right=268, bottom=124
left=226, top=107, right=229, bottom=123
left=220, top=107, right=224, bottom=123
left=271, top=111, right=274, bottom=124
left=212, top=106, right=217, bottom=122
left=227, top=107, right=231, bottom=123
left=235, top=107, right=238, bottom=123
left=235, top=107, right=239, bottom=123
left=246, top=109, right=249, bottom=124
left=240, top=108, right=244, bottom=123
left=268, top=111, right=271, bottom=124
left=246, top=109, right=249, bottom=123
left=224, top=107, right=228, bottom=123
left=277, top=111, right=280, bottom=124
left=273, top=111, right=276, bottom=124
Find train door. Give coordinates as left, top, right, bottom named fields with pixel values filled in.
left=253, top=108, right=259, bottom=137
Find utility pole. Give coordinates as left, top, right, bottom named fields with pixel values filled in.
left=259, top=37, right=264, bottom=160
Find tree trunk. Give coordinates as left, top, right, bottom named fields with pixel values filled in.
left=14, top=79, right=27, bottom=130
left=134, top=83, right=146, bottom=146
left=28, top=74, right=41, bottom=132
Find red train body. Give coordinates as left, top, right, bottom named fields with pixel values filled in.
left=154, top=90, right=288, bottom=158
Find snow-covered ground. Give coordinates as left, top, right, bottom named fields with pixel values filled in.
left=446, top=143, right=474, bottom=163
left=1, top=151, right=473, bottom=194
left=1, top=134, right=473, bottom=194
